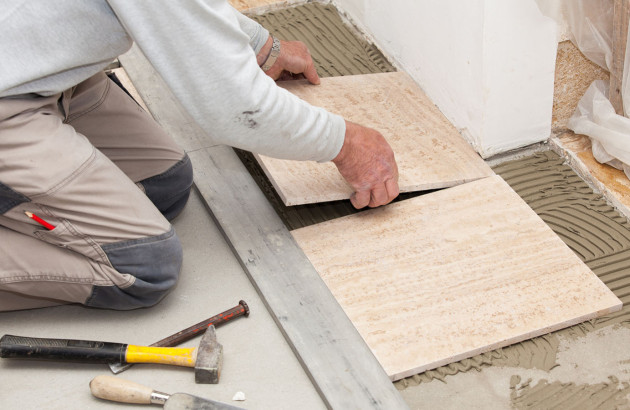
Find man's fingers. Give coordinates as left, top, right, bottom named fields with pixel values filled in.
left=266, top=40, right=320, bottom=84
left=352, top=182, right=399, bottom=209
left=303, top=61, right=320, bottom=85
left=333, top=121, right=400, bottom=209
left=368, top=184, right=389, bottom=208
left=350, top=190, right=371, bottom=209
left=367, top=179, right=399, bottom=208
left=385, top=178, right=400, bottom=201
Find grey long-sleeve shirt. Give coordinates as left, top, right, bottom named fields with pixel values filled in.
left=0, top=0, right=345, bottom=162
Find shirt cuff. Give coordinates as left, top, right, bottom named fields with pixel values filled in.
left=234, top=11, right=270, bottom=54
left=318, top=113, right=346, bottom=163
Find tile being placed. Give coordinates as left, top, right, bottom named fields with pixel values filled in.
left=291, top=175, right=622, bottom=381
left=256, top=72, right=494, bottom=205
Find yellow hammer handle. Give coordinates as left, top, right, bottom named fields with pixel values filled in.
left=125, top=345, right=196, bottom=367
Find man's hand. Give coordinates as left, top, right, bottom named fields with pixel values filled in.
left=333, top=121, right=399, bottom=209
left=257, top=36, right=320, bottom=85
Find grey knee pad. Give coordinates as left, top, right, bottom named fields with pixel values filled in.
left=140, top=154, right=194, bottom=221
left=0, top=182, right=30, bottom=214
left=87, top=227, right=183, bottom=310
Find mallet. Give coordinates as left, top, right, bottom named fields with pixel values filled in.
left=0, top=326, right=222, bottom=384
left=110, top=300, right=249, bottom=374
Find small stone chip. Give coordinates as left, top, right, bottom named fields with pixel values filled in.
left=232, top=391, right=246, bottom=401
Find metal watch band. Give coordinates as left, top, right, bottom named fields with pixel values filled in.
left=261, top=37, right=281, bottom=72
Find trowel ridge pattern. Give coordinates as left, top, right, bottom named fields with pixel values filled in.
left=510, top=375, right=630, bottom=409
left=250, top=3, right=395, bottom=77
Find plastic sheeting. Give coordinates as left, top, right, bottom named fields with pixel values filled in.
left=564, top=0, right=630, bottom=179
left=564, top=0, right=614, bottom=71
left=568, top=80, right=630, bottom=179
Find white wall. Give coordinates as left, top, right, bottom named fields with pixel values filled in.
left=535, top=0, right=571, bottom=42
left=334, top=0, right=558, bottom=158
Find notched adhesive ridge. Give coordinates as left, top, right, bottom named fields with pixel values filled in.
left=511, top=375, right=630, bottom=410
left=250, top=3, right=395, bottom=78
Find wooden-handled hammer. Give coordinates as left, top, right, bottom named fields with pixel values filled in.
left=0, top=325, right=222, bottom=384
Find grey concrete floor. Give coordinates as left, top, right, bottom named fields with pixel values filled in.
left=0, top=188, right=325, bottom=410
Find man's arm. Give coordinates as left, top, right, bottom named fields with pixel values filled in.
left=231, top=8, right=269, bottom=54
left=108, top=0, right=340, bottom=160
left=235, top=12, right=396, bottom=207
left=107, top=0, right=398, bottom=208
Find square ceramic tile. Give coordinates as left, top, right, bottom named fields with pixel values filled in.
left=256, top=72, right=494, bottom=205
left=291, top=175, right=622, bottom=380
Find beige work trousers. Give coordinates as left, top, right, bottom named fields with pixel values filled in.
left=0, top=72, right=192, bottom=311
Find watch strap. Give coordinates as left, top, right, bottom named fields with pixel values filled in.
left=261, top=37, right=281, bottom=72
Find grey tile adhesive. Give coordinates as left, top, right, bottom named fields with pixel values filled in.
left=243, top=3, right=630, bottom=407
left=249, top=2, right=395, bottom=76
left=491, top=151, right=630, bottom=408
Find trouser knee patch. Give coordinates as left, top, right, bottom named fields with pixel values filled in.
left=86, top=227, right=183, bottom=310
left=0, top=182, right=30, bottom=214
left=140, top=154, right=193, bottom=221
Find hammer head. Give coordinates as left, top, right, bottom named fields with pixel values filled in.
left=195, top=325, right=223, bottom=384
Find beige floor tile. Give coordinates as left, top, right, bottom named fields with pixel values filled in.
left=291, top=175, right=622, bottom=381
left=256, top=72, right=494, bottom=205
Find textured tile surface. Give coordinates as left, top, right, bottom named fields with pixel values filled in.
left=291, top=175, right=622, bottom=380
left=257, top=72, right=494, bottom=205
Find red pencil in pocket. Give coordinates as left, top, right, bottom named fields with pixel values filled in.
left=25, top=211, right=55, bottom=230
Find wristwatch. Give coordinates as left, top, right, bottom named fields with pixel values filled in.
left=261, top=36, right=281, bottom=72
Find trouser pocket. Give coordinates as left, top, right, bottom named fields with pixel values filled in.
left=33, top=219, right=111, bottom=267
